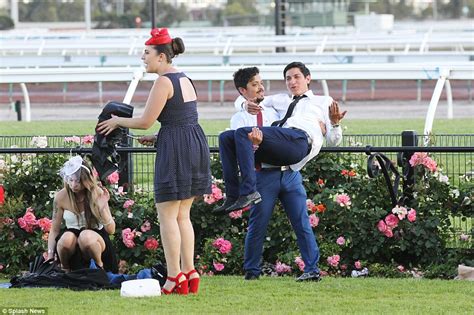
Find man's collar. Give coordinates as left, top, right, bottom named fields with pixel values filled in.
left=291, top=90, right=313, bottom=98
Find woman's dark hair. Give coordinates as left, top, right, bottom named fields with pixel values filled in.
left=233, top=67, right=260, bottom=93
left=283, top=61, right=311, bottom=78
left=153, top=37, right=185, bottom=63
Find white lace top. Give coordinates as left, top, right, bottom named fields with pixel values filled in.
left=63, top=210, right=102, bottom=230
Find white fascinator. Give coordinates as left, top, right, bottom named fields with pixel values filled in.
left=59, top=156, right=90, bottom=181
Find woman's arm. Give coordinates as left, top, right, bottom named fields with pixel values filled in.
left=97, top=188, right=115, bottom=234
left=96, top=76, right=173, bottom=135
left=47, top=194, right=64, bottom=260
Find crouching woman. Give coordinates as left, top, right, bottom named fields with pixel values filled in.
left=47, top=155, right=118, bottom=273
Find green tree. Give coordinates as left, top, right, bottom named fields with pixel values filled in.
left=223, top=0, right=258, bottom=26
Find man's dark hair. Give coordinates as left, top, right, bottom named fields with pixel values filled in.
left=283, top=61, right=310, bottom=78
left=233, top=67, right=260, bottom=93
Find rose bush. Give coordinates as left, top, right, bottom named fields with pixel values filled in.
left=0, top=137, right=472, bottom=278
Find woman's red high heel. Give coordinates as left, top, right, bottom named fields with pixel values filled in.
left=186, top=269, right=200, bottom=294
left=161, top=272, right=189, bottom=295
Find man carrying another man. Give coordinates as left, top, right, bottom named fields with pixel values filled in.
left=215, top=62, right=346, bottom=281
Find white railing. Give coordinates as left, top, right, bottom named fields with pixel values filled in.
left=1, top=63, right=473, bottom=136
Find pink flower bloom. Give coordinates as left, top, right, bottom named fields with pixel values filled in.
left=383, top=228, right=393, bottom=238
left=409, top=152, right=428, bottom=167
left=212, top=237, right=232, bottom=254
left=275, top=262, right=292, bottom=274
left=144, top=237, right=159, bottom=251
left=0, top=264, right=4, bottom=271
left=397, top=265, right=405, bottom=272
left=377, top=220, right=387, bottom=233
left=117, top=186, right=126, bottom=196
left=460, top=233, right=470, bottom=242
left=64, top=136, right=81, bottom=144
left=294, top=256, right=305, bottom=272
left=354, top=261, right=362, bottom=269
left=81, top=135, right=94, bottom=145
left=123, top=199, right=135, bottom=209
left=306, top=199, right=315, bottom=211
left=228, top=210, right=243, bottom=219
left=107, top=171, right=119, bottom=185
left=211, top=184, right=223, bottom=201
left=308, top=214, right=319, bottom=228
left=407, top=208, right=417, bottom=222
left=140, top=220, right=151, bottom=233
left=336, top=236, right=345, bottom=245
left=384, top=214, right=399, bottom=228
left=213, top=261, right=225, bottom=272
left=38, top=217, right=52, bottom=232
left=17, top=208, right=38, bottom=233
left=121, top=228, right=136, bottom=248
left=203, top=194, right=216, bottom=204
left=327, top=254, right=340, bottom=267
left=424, top=157, right=437, bottom=172
left=392, top=205, right=408, bottom=220
left=335, top=193, right=351, bottom=208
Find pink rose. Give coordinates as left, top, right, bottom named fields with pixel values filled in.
left=407, top=209, right=417, bottom=222
left=211, top=184, right=223, bottom=201
left=23, top=210, right=37, bottom=226
left=409, top=152, right=428, bottom=167
left=275, top=261, right=292, bottom=274
left=121, top=228, right=136, bottom=248
left=354, top=261, right=362, bottom=269
left=336, top=236, right=345, bottom=246
left=64, top=136, right=81, bottom=144
left=203, top=194, right=216, bottom=204
left=335, top=193, right=351, bottom=208
left=228, top=210, right=243, bottom=219
left=383, top=228, right=393, bottom=238
left=327, top=254, right=340, bottom=267
left=294, top=256, right=305, bottom=272
left=218, top=240, right=232, bottom=255
left=423, top=157, right=437, bottom=172
left=213, top=261, right=225, bottom=272
left=107, top=171, right=119, bottom=185
left=123, top=199, right=135, bottom=209
left=309, top=214, right=319, bottom=228
left=81, top=135, right=94, bottom=145
left=144, top=237, right=159, bottom=251
left=140, top=220, right=151, bottom=233
left=397, top=265, right=405, bottom=272
left=306, top=199, right=315, bottom=211
left=38, top=217, right=52, bottom=232
left=377, top=220, right=387, bottom=233
left=384, top=214, right=399, bottom=228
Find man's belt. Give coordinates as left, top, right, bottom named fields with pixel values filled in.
left=259, top=165, right=290, bottom=172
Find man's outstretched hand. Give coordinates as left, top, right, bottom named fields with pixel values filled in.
left=329, top=100, right=347, bottom=125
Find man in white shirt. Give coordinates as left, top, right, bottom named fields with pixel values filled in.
left=217, top=62, right=346, bottom=214
left=216, top=66, right=344, bottom=281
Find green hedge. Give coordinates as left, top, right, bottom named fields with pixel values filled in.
left=0, top=147, right=472, bottom=278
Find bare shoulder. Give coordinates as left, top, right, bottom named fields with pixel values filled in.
left=54, top=189, right=68, bottom=207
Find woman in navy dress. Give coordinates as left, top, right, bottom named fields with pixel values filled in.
left=97, top=28, right=211, bottom=295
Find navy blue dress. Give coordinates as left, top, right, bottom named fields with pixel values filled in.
left=154, top=72, right=211, bottom=202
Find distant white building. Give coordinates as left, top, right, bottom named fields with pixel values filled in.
left=164, top=0, right=227, bottom=9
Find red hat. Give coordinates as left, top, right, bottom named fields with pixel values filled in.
left=145, top=28, right=172, bottom=46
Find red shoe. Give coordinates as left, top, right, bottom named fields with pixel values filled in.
left=161, top=272, right=188, bottom=295
left=186, top=269, right=200, bottom=294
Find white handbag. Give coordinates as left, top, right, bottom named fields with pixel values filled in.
left=120, top=278, right=161, bottom=297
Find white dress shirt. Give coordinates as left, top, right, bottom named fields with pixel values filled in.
left=234, top=91, right=343, bottom=171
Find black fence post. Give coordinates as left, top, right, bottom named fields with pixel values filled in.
left=399, top=130, right=418, bottom=204
left=118, top=131, right=133, bottom=191
left=14, top=100, right=22, bottom=121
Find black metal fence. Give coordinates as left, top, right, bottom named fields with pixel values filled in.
left=0, top=133, right=472, bottom=247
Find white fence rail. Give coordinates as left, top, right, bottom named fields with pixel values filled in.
left=1, top=63, right=473, bottom=136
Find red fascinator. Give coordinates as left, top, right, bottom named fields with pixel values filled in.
left=145, top=28, right=172, bottom=46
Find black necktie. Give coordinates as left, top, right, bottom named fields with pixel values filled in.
left=271, top=94, right=307, bottom=127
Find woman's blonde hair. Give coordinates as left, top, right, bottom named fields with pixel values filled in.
left=64, top=159, right=104, bottom=228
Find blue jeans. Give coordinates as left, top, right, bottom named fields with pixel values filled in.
left=243, top=169, right=320, bottom=276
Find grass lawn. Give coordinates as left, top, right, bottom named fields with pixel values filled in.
left=1, top=276, right=473, bottom=314
left=0, top=118, right=473, bottom=136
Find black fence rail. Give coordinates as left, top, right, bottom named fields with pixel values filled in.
left=0, top=133, right=472, bottom=248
